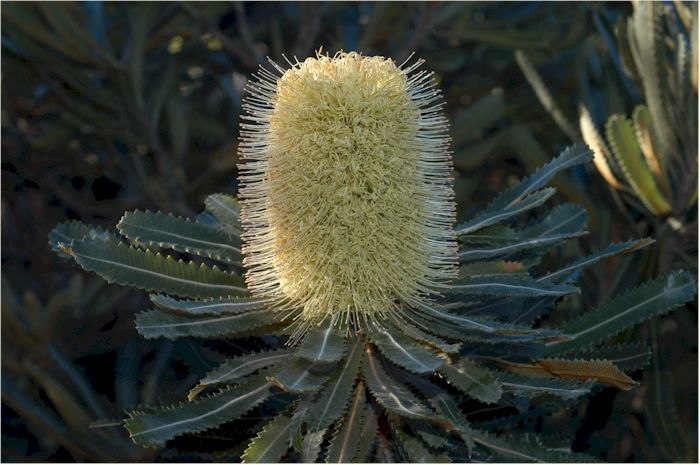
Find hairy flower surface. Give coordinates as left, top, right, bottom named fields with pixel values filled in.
left=238, top=51, right=457, bottom=334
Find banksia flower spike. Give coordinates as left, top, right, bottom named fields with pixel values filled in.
left=238, top=51, right=458, bottom=337
left=51, top=49, right=696, bottom=461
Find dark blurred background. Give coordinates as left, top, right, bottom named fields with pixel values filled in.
left=1, top=1, right=697, bottom=462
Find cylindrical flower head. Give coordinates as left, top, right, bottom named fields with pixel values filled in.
left=238, top=51, right=458, bottom=335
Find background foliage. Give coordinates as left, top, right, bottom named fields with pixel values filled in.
left=2, top=1, right=697, bottom=462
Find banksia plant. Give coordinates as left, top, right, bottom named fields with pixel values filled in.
left=50, top=51, right=696, bottom=462
left=579, top=2, right=697, bottom=230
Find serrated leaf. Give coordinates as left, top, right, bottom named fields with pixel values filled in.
left=271, top=358, right=330, bottom=393
left=117, top=210, right=242, bottom=264
left=302, top=428, right=325, bottom=463
left=205, top=194, right=241, bottom=233
left=369, top=323, right=443, bottom=374
left=135, top=308, right=279, bottom=339
left=445, top=274, right=578, bottom=297
left=64, top=237, right=248, bottom=299
left=566, top=342, right=651, bottom=372
left=395, top=429, right=451, bottom=463
left=439, top=358, right=502, bottom=404
left=496, top=359, right=638, bottom=390
left=362, top=347, right=433, bottom=420
left=456, top=188, right=556, bottom=236
left=631, top=106, right=665, bottom=179
left=606, top=114, right=672, bottom=216
left=546, top=270, right=696, bottom=355
left=393, top=315, right=461, bottom=354
left=519, top=203, right=590, bottom=238
left=538, top=238, right=654, bottom=283
left=498, top=373, right=594, bottom=400
left=242, top=413, right=292, bottom=463
left=397, top=369, right=474, bottom=454
left=296, top=320, right=346, bottom=363
left=307, top=336, right=364, bottom=433
left=150, top=294, right=269, bottom=316
left=352, top=406, right=378, bottom=463
left=325, top=381, right=369, bottom=464
left=198, top=349, right=294, bottom=389
left=48, top=221, right=112, bottom=258
left=125, top=375, right=271, bottom=447
left=579, top=105, right=623, bottom=189
left=473, top=430, right=601, bottom=462
left=459, top=232, right=584, bottom=262
left=483, top=144, right=592, bottom=214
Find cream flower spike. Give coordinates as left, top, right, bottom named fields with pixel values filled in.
left=237, top=50, right=458, bottom=338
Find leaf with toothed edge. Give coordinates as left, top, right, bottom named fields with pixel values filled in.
left=205, top=193, right=242, bottom=232
left=369, top=323, right=444, bottom=374
left=124, top=374, right=271, bottom=447
left=301, top=428, right=325, bottom=463
left=546, top=270, right=697, bottom=355
left=150, top=294, right=269, bottom=315
left=439, top=358, right=502, bottom=404
left=241, top=412, right=292, bottom=463
left=484, top=144, right=593, bottom=213
left=456, top=188, right=556, bottom=236
left=472, top=430, right=601, bottom=462
left=352, top=406, right=379, bottom=463
left=64, top=236, right=248, bottom=299
left=393, top=315, right=461, bottom=354
left=396, top=368, right=475, bottom=454
left=362, top=347, right=433, bottom=420
left=117, top=210, right=242, bottom=264
left=565, top=342, right=651, bottom=372
left=306, top=336, right=364, bottom=433
left=394, top=427, right=452, bottom=463
left=270, top=358, right=331, bottom=393
left=459, top=231, right=585, bottom=262
left=537, top=238, right=655, bottom=283
left=196, top=349, right=294, bottom=391
left=48, top=221, right=113, bottom=258
left=499, top=373, right=594, bottom=400
left=445, top=274, right=578, bottom=297
left=296, top=320, right=346, bottom=363
left=325, top=381, right=370, bottom=464
left=135, top=308, right=280, bottom=339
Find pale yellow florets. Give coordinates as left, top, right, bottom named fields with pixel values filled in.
left=238, top=51, right=457, bottom=336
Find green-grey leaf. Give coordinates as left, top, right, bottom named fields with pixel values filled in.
left=307, top=337, right=364, bottom=433
left=242, top=413, right=292, bottom=463
left=456, top=188, right=556, bottom=236
left=135, top=308, right=279, bottom=339
left=473, top=431, right=601, bottom=462
left=459, top=232, right=585, bottom=261
left=199, top=349, right=294, bottom=387
left=565, top=342, right=651, bottom=372
left=499, top=374, right=594, bottom=400
left=205, top=193, right=242, bottom=233
left=606, top=114, right=672, bottom=216
left=48, top=221, right=112, bottom=258
left=125, top=375, right=271, bottom=446
left=325, top=381, right=370, bottom=464
left=352, top=406, right=378, bottom=463
left=484, top=143, right=592, bottom=213
left=538, top=238, right=654, bottom=283
left=445, top=275, right=578, bottom=297
left=362, top=348, right=433, bottom=419
left=271, top=358, right=330, bottom=393
left=369, top=323, right=443, bottom=374
left=296, top=321, right=346, bottom=363
left=118, top=210, right=242, bottom=264
left=439, top=358, right=502, bottom=404
left=150, top=294, right=269, bottom=315
left=66, top=237, right=248, bottom=298
left=395, top=429, right=451, bottom=463
left=546, top=270, right=696, bottom=355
